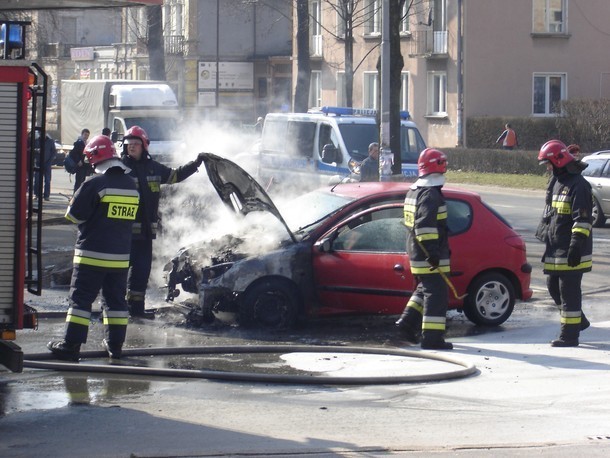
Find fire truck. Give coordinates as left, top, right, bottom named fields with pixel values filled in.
left=0, top=20, right=44, bottom=372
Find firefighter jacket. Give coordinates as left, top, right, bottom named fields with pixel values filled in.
left=122, top=154, right=200, bottom=240
left=65, top=167, right=140, bottom=270
left=542, top=170, right=593, bottom=274
left=404, top=185, right=450, bottom=275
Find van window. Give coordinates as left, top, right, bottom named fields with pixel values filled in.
left=261, top=119, right=287, bottom=152
left=287, top=121, right=316, bottom=158
left=400, top=126, right=426, bottom=163
left=337, top=123, right=378, bottom=161
left=318, top=123, right=340, bottom=157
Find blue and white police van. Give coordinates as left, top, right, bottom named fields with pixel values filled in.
left=256, top=107, right=426, bottom=192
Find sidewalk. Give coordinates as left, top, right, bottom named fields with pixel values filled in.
left=38, top=167, right=74, bottom=225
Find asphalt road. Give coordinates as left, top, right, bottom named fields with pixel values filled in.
left=2, top=169, right=610, bottom=457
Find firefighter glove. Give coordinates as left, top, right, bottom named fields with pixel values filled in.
left=196, top=152, right=207, bottom=167
left=567, top=234, right=585, bottom=267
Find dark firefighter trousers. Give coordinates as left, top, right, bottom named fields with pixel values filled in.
left=127, top=238, right=153, bottom=309
left=402, top=273, right=449, bottom=337
left=64, top=265, right=129, bottom=345
left=546, top=272, right=583, bottom=339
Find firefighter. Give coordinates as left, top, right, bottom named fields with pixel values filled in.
left=121, top=125, right=205, bottom=319
left=47, top=135, right=139, bottom=361
left=395, top=148, right=453, bottom=350
left=538, top=140, right=593, bottom=347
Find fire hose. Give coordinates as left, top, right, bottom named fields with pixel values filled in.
left=23, top=344, right=477, bottom=385
left=415, top=239, right=468, bottom=300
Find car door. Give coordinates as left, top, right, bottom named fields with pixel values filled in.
left=311, top=204, right=413, bottom=315
left=583, top=156, right=610, bottom=216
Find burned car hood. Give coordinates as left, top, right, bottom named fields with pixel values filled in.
left=200, top=153, right=297, bottom=243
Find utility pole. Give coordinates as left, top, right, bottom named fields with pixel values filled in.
left=379, top=0, right=393, bottom=181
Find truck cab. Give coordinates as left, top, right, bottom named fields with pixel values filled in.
left=258, top=107, right=426, bottom=192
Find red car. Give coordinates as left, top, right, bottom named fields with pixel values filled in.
left=165, top=154, right=532, bottom=329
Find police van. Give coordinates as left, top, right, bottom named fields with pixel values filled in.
left=257, top=107, right=426, bottom=192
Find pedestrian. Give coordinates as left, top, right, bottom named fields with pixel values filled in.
left=102, top=127, right=111, bottom=137
left=68, top=128, right=93, bottom=193
left=121, top=125, right=206, bottom=319
left=496, top=123, right=518, bottom=150
left=395, top=148, right=453, bottom=350
left=359, top=142, right=380, bottom=182
left=47, top=135, right=140, bottom=361
left=537, top=140, right=592, bottom=347
left=33, top=132, right=57, bottom=201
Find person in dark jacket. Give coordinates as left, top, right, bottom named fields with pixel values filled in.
left=121, top=125, right=205, bottom=319
left=68, top=128, right=93, bottom=193
left=359, top=142, right=379, bottom=182
left=395, top=148, right=453, bottom=350
left=538, top=140, right=593, bottom=347
left=47, top=135, right=139, bottom=361
left=33, top=132, right=57, bottom=201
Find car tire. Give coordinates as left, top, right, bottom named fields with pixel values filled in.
left=592, top=197, right=606, bottom=228
left=463, top=272, right=515, bottom=326
left=239, top=279, right=300, bottom=330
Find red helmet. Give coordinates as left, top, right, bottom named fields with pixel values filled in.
left=84, top=135, right=117, bottom=166
left=123, top=125, right=150, bottom=151
left=418, top=148, right=448, bottom=177
left=538, top=140, right=575, bottom=168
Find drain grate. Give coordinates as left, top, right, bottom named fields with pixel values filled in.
left=588, top=435, right=610, bottom=441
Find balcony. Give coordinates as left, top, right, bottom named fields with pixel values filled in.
left=164, top=35, right=184, bottom=55
left=409, top=30, right=448, bottom=58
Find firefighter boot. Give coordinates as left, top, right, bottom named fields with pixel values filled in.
left=47, top=340, right=81, bottom=361
left=421, top=330, right=453, bottom=350
left=551, top=323, right=580, bottom=347
left=102, top=339, right=123, bottom=359
left=581, top=312, right=590, bottom=331
left=395, top=310, right=421, bottom=344
left=128, top=299, right=155, bottom=320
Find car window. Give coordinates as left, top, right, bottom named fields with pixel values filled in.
left=334, top=207, right=405, bottom=253
left=446, top=199, right=472, bottom=234
left=582, top=158, right=608, bottom=178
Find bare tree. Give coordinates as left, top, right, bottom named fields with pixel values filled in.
left=146, top=5, right=166, bottom=81
left=294, top=0, right=311, bottom=112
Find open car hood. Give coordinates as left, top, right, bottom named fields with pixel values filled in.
left=200, top=153, right=297, bottom=243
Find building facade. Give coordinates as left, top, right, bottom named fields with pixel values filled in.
left=306, top=0, right=610, bottom=148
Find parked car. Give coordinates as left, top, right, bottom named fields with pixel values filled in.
left=164, top=153, right=532, bottom=330
left=581, top=151, right=610, bottom=227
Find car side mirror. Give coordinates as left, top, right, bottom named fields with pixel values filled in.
left=321, top=144, right=341, bottom=164
left=111, top=131, right=119, bottom=143
left=314, top=237, right=333, bottom=253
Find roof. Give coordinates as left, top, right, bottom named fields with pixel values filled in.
left=0, top=0, right=160, bottom=10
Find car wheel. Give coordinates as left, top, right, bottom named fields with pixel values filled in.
left=592, top=197, right=606, bottom=227
left=239, top=279, right=300, bottom=330
left=463, top=272, right=515, bottom=326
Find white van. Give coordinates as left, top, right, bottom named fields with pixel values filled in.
left=257, top=107, right=426, bottom=191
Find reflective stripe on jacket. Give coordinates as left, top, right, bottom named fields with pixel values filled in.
left=543, top=172, right=593, bottom=273
left=404, top=185, right=450, bottom=275
left=65, top=168, right=139, bottom=270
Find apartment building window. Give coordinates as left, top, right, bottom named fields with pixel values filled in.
left=337, top=71, right=346, bottom=106
left=400, top=2, right=410, bottom=34
left=310, top=71, right=322, bottom=108
left=533, top=0, right=566, bottom=34
left=400, top=72, right=409, bottom=112
left=311, top=0, right=323, bottom=56
left=427, top=71, right=447, bottom=116
left=533, top=73, right=566, bottom=115
left=364, top=0, right=381, bottom=35
left=163, top=0, right=184, bottom=36
left=363, top=72, right=378, bottom=109
left=336, top=1, right=346, bottom=38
